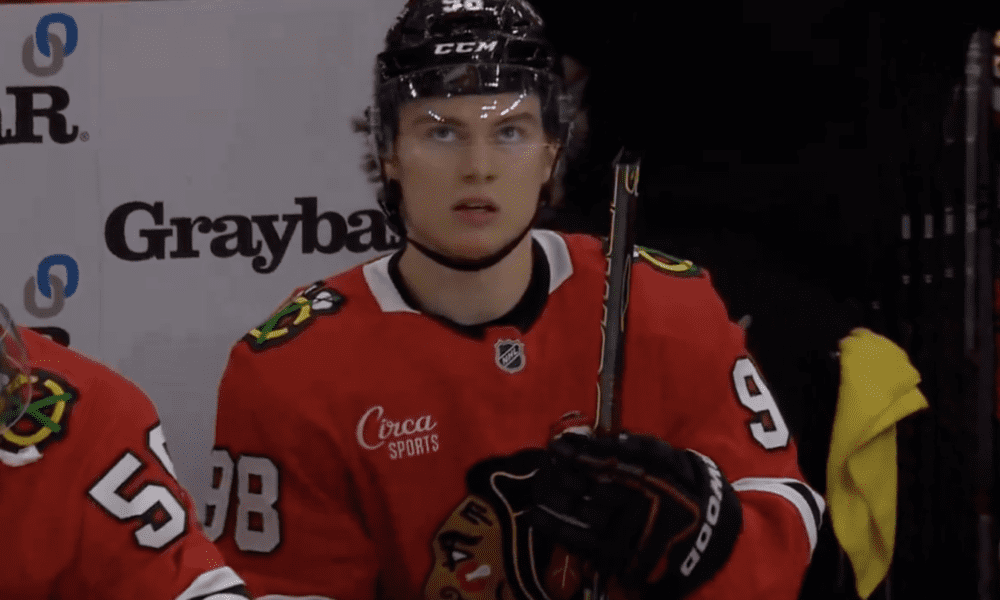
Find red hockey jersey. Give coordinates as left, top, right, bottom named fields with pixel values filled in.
left=210, top=230, right=824, bottom=599
left=1, top=327, right=249, bottom=600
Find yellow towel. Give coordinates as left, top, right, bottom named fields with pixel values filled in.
left=827, top=327, right=929, bottom=599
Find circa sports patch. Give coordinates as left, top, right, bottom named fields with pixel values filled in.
left=0, top=369, right=78, bottom=453
left=243, top=282, right=345, bottom=351
left=634, top=246, right=703, bottom=278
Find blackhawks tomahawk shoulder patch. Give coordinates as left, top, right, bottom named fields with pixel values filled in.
left=634, top=246, right=704, bottom=278
left=0, top=369, right=78, bottom=454
left=244, top=281, right=345, bottom=351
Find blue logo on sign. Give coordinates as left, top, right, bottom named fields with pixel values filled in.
left=22, top=13, right=79, bottom=79
left=35, top=14, right=77, bottom=58
left=25, top=253, right=79, bottom=321
left=3, top=11, right=86, bottom=144
left=36, top=254, right=78, bottom=299
left=24, top=254, right=78, bottom=347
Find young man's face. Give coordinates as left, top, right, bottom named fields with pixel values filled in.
left=383, top=92, right=558, bottom=261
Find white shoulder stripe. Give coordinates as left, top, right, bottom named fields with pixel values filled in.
left=530, top=229, right=573, bottom=293
left=362, top=254, right=418, bottom=314
left=0, top=445, right=42, bottom=467
left=731, top=477, right=826, bottom=556
left=175, top=566, right=247, bottom=600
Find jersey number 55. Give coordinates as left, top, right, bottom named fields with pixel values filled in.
left=87, top=423, right=187, bottom=549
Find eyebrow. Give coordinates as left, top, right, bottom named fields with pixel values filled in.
left=408, top=112, right=540, bottom=128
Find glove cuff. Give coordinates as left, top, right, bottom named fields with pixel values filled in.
left=657, top=450, right=742, bottom=598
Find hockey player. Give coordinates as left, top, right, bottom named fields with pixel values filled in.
left=207, top=1, right=824, bottom=598
left=0, top=304, right=250, bottom=599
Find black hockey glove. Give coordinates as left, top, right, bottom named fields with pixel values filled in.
left=530, top=431, right=742, bottom=599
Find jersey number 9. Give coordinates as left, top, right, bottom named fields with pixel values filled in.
left=732, top=357, right=790, bottom=450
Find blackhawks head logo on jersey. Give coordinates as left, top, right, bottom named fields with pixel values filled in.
left=243, top=281, right=345, bottom=351
left=424, top=449, right=588, bottom=600
left=0, top=369, right=78, bottom=464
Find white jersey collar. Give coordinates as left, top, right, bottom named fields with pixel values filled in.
left=362, top=229, right=573, bottom=314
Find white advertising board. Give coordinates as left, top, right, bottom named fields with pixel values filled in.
left=0, top=0, right=405, bottom=513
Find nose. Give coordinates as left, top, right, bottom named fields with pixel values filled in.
left=460, top=137, right=498, bottom=184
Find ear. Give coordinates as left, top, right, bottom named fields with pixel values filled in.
left=381, top=149, right=399, bottom=181
left=542, top=142, right=562, bottom=182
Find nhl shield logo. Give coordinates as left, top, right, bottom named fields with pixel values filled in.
left=494, top=339, right=525, bottom=374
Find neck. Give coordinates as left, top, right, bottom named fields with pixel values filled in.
left=397, top=233, right=535, bottom=326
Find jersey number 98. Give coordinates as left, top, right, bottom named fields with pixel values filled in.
left=202, top=449, right=281, bottom=553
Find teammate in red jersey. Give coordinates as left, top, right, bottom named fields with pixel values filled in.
left=207, top=1, right=824, bottom=598
left=0, top=304, right=250, bottom=599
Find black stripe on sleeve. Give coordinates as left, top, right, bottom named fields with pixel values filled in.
left=783, top=480, right=823, bottom=529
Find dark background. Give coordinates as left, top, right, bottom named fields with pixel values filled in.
left=532, top=1, right=1000, bottom=598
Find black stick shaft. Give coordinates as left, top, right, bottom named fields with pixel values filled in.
left=590, top=148, right=640, bottom=600
left=964, top=28, right=997, bottom=600
left=595, top=148, right=641, bottom=437
left=966, top=31, right=985, bottom=356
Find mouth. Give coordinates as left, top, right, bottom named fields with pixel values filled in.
left=453, top=198, right=498, bottom=213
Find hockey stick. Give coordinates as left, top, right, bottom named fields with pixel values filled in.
left=590, top=147, right=640, bottom=600
left=595, top=147, right=641, bottom=437
left=964, top=27, right=998, bottom=600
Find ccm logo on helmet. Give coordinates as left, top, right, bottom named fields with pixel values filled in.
left=681, top=453, right=725, bottom=576
left=443, top=0, right=485, bottom=12
left=433, top=40, right=498, bottom=55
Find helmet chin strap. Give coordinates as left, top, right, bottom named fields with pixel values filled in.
left=405, top=207, right=541, bottom=272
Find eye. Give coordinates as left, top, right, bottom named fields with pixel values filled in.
left=438, top=530, right=483, bottom=572
left=497, top=126, right=525, bottom=143
left=428, top=125, right=458, bottom=142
